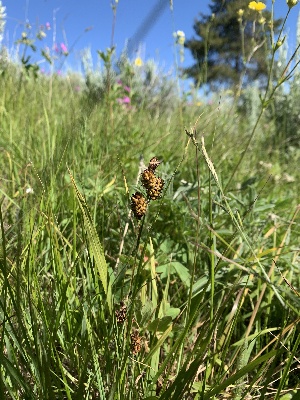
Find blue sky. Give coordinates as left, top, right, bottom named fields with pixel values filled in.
left=2, top=0, right=300, bottom=74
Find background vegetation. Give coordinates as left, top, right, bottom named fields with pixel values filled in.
left=0, top=0, right=299, bottom=399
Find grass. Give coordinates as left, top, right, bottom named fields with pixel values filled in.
left=0, top=12, right=300, bottom=400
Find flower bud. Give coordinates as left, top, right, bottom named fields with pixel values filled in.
left=274, top=36, right=286, bottom=51
left=286, top=0, right=298, bottom=8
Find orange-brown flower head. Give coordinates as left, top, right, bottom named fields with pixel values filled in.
left=141, top=169, right=156, bottom=190
left=131, top=192, right=147, bottom=219
left=147, top=176, right=164, bottom=200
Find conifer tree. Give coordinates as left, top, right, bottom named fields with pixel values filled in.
left=184, top=0, right=282, bottom=90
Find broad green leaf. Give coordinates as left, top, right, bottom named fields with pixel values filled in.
left=156, top=261, right=190, bottom=286
left=147, top=316, right=172, bottom=332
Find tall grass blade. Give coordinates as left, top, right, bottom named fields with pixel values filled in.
left=68, top=168, right=112, bottom=313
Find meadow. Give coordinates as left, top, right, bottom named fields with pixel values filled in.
left=0, top=3, right=300, bottom=399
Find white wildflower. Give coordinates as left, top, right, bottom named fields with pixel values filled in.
left=282, top=173, right=295, bottom=183
left=176, top=30, right=185, bottom=38
left=25, top=187, right=34, bottom=194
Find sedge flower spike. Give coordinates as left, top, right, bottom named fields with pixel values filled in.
left=248, top=1, right=266, bottom=11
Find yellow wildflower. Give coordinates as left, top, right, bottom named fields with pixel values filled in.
left=237, top=9, right=244, bottom=17
left=174, top=30, right=185, bottom=45
left=134, top=57, right=143, bottom=67
left=248, top=1, right=266, bottom=11
left=178, top=36, right=185, bottom=45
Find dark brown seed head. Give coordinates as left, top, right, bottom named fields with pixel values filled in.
left=131, top=192, right=147, bottom=219
left=130, top=328, right=142, bottom=355
left=115, top=301, right=127, bottom=324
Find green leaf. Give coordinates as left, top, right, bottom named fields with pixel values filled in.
left=147, top=316, right=172, bottom=332
left=165, top=307, right=180, bottom=319
left=156, top=261, right=190, bottom=286
left=172, top=261, right=191, bottom=286
left=68, top=168, right=112, bottom=313
left=279, top=394, right=293, bottom=400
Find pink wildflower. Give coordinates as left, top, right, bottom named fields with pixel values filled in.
left=124, top=85, right=131, bottom=93
left=60, top=43, right=68, bottom=55
left=46, top=22, right=51, bottom=30
left=117, top=96, right=131, bottom=105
